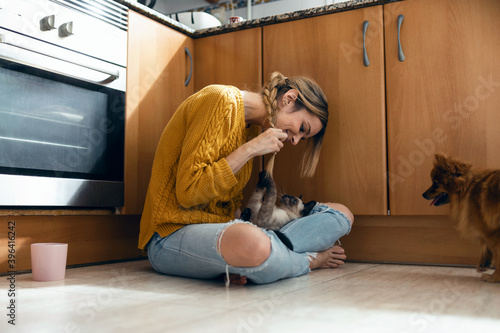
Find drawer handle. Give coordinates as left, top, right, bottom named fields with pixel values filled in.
left=397, top=14, right=405, bottom=62
left=185, top=47, right=193, bottom=87
left=0, top=33, right=119, bottom=84
left=363, top=20, right=370, bottom=67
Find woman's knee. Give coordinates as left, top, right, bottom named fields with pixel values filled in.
left=218, top=223, right=271, bottom=267
left=324, top=202, right=354, bottom=226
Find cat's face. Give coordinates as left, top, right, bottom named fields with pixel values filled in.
left=280, top=195, right=316, bottom=217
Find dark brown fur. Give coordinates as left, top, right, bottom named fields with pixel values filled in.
left=422, top=154, right=500, bottom=282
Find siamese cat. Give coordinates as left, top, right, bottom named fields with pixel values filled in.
left=240, top=169, right=317, bottom=231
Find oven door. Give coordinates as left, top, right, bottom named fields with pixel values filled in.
left=0, top=29, right=125, bottom=207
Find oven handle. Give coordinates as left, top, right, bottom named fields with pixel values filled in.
left=0, top=34, right=119, bottom=84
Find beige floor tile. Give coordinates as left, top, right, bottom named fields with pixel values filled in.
left=1, top=260, right=499, bottom=333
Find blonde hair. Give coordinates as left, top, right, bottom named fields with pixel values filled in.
left=261, top=72, right=328, bottom=178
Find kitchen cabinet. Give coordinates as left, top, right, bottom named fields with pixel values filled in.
left=263, top=0, right=500, bottom=219
left=385, top=0, right=500, bottom=215
left=342, top=0, right=498, bottom=265
left=116, top=0, right=498, bottom=265
left=194, top=28, right=262, bottom=92
left=123, top=11, right=195, bottom=214
left=263, top=6, right=387, bottom=215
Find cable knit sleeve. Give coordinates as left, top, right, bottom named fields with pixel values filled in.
left=175, top=85, right=244, bottom=208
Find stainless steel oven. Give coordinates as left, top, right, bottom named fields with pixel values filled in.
left=0, top=0, right=127, bottom=207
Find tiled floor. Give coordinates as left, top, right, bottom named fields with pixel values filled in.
left=1, top=259, right=499, bottom=332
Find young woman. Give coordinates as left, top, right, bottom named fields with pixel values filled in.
left=139, top=72, right=354, bottom=285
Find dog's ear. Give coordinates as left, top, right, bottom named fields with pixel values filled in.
left=434, top=154, right=449, bottom=168
left=434, top=154, right=452, bottom=175
left=453, top=160, right=472, bottom=176
left=434, top=154, right=472, bottom=176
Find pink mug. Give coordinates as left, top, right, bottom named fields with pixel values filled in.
left=31, top=243, right=68, bottom=281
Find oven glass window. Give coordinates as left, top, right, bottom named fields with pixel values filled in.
left=0, top=65, right=124, bottom=181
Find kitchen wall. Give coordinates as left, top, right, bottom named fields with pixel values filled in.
left=154, top=0, right=349, bottom=24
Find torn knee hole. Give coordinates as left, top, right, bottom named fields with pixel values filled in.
left=216, top=220, right=256, bottom=256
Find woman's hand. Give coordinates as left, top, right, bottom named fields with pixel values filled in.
left=225, top=128, right=287, bottom=174
left=248, top=128, right=287, bottom=156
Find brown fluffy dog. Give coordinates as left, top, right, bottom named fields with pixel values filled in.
left=422, top=154, right=500, bottom=283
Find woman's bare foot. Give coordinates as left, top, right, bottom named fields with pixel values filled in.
left=309, top=245, right=346, bottom=270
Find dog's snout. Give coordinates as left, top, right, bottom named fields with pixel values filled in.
left=422, top=187, right=433, bottom=200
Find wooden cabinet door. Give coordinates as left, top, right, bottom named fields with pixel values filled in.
left=123, top=11, right=194, bottom=214
left=263, top=6, right=387, bottom=215
left=194, top=28, right=262, bottom=92
left=385, top=0, right=500, bottom=215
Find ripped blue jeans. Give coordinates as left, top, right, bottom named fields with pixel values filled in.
left=147, top=204, right=352, bottom=285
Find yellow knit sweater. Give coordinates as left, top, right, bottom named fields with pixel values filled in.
left=138, top=85, right=258, bottom=250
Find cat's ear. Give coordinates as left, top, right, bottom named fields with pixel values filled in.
left=301, top=201, right=317, bottom=216
left=298, top=195, right=302, bottom=199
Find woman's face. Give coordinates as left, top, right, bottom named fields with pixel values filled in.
left=275, top=91, right=323, bottom=145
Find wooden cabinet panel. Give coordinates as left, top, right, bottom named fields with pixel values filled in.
left=263, top=6, right=387, bottom=215
left=385, top=0, right=500, bottom=215
left=123, top=11, right=194, bottom=214
left=194, top=28, right=262, bottom=92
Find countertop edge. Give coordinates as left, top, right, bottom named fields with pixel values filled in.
left=116, top=0, right=402, bottom=39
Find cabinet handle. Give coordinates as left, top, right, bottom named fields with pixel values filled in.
left=363, top=20, right=370, bottom=67
left=0, top=32, right=119, bottom=85
left=397, top=14, right=405, bottom=62
left=185, top=46, right=193, bottom=87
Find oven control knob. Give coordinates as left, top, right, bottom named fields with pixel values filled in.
left=40, top=15, right=56, bottom=31
left=58, top=21, right=74, bottom=37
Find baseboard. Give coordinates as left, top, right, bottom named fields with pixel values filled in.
left=0, top=214, right=145, bottom=274
left=341, top=215, right=481, bottom=266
